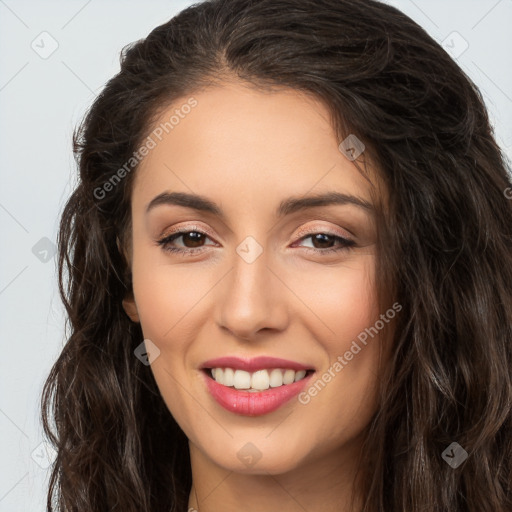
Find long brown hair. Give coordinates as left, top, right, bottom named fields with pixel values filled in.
left=41, top=0, right=512, bottom=510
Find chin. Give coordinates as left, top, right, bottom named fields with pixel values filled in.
left=194, top=433, right=312, bottom=476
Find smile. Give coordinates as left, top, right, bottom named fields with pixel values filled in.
left=200, top=356, right=316, bottom=416
left=208, top=367, right=311, bottom=391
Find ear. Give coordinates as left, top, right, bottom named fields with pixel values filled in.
left=122, top=292, right=140, bottom=323
left=117, top=235, right=139, bottom=322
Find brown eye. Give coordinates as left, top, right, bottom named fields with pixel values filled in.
left=309, top=233, right=336, bottom=249
left=294, top=232, right=356, bottom=254
left=157, top=230, right=216, bottom=255
left=179, top=231, right=207, bottom=248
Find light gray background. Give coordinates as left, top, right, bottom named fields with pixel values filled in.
left=0, top=1, right=511, bottom=510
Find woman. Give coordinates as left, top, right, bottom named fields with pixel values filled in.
left=41, top=0, right=512, bottom=510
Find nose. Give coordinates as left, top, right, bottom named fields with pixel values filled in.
left=215, top=247, right=289, bottom=341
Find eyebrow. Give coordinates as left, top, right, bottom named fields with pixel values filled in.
left=145, top=191, right=374, bottom=218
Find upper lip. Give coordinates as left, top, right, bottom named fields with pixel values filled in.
left=200, top=356, right=314, bottom=372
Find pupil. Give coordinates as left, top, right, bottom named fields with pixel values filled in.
left=313, top=233, right=333, bottom=249
left=184, top=232, right=204, bottom=247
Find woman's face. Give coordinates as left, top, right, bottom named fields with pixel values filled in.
left=123, top=81, right=390, bottom=475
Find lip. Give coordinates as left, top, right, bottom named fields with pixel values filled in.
left=200, top=356, right=313, bottom=372
left=202, top=369, right=314, bottom=416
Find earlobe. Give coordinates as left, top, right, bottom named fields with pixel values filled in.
left=122, top=294, right=140, bottom=323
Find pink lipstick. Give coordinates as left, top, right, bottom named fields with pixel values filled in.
left=200, top=356, right=315, bottom=416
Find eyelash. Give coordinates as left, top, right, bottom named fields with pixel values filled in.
left=156, top=228, right=356, bottom=256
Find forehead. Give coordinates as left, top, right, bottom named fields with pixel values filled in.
left=132, top=81, right=380, bottom=213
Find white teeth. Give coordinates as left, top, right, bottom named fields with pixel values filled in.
left=283, top=369, right=295, bottom=385
left=269, top=369, right=283, bottom=387
left=209, top=367, right=310, bottom=391
left=233, top=369, right=251, bottom=389
left=251, top=370, right=270, bottom=390
left=294, top=370, right=306, bottom=382
left=223, top=367, right=234, bottom=387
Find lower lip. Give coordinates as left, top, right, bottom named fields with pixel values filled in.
left=202, top=370, right=313, bottom=416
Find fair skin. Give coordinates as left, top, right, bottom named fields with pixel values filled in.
left=122, top=80, right=390, bottom=512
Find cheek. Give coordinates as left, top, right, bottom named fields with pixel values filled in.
left=290, top=255, right=382, bottom=427
left=130, top=256, right=212, bottom=429
left=130, top=244, right=215, bottom=343
left=289, top=254, right=378, bottom=342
